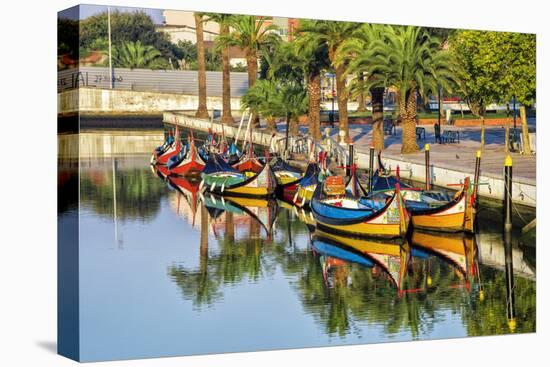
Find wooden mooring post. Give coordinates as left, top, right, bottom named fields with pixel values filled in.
left=347, top=144, right=354, bottom=177
left=425, top=144, right=431, bottom=190
left=368, top=146, right=375, bottom=193
left=503, top=155, right=516, bottom=331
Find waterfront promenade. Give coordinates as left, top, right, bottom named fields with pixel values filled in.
left=163, top=111, right=536, bottom=207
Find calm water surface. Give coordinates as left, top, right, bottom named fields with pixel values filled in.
left=59, top=129, right=536, bottom=362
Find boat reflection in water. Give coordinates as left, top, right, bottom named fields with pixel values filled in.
left=202, top=194, right=279, bottom=241
left=311, top=229, right=479, bottom=296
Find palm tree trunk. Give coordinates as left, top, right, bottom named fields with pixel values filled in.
left=200, top=204, right=209, bottom=275
left=194, top=14, right=209, bottom=119
left=246, top=49, right=260, bottom=128
left=480, top=116, right=485, bottom=152
left=335, top=63, right=349, bottom=142
left=267, top=117, right=277, bottom=133
left=401, top=89, right=419, bottom=154
left=225, top=211, right=234, bottom=242
left=371, top=87, right=385, bottom=151
left=520, top=106, right=532, bottom=155
left=289, top=117, right=299, bottom=136
left=308, top=72, right=322, bottom=140
left=356, top=73, right=366, bottom=112
left=220, top=24, right=234, bottom=125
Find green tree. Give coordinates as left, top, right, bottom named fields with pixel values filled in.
left=351, top=26, right=453, bottom=153
left=194, top=13, right=210, bottom=119
left=451, top=31, right=536, bottom=154
left=241, top=79, right=283, bottom=132
left=112, top=40, right=167, bottom=69
left=508, top=32, right=536, bottom=155
left=339, top=24, right=388, bottom=151
left=218, top=16, right=281, bottom=127
left=293, top=26, right=332, bottom=140
left=450, top=30, right=506, bottom=151
left=80, top=10, right=178, bottom=62
left=205, top=13, right=236, bottom=124
left=300, top=20, right=359, bottom=142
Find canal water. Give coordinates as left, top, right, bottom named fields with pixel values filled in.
left=59, top=127, right=536, bottom=362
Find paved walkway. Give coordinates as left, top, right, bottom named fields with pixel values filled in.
left=280, top=122, right=536, bottom=185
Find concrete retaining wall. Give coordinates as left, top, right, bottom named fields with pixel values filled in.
left=58, top=87, right=242, bottom=115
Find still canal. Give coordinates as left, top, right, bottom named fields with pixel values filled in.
left=58, top=126, right=536, bottom=362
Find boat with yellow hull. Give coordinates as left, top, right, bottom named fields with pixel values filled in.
left=311, top=182, right=410, bottom=239
left=409, top=181, right=475, bottom=233
left=201, top=154, right=276, bottom=198
left=370, top=170, right=476, bottom=233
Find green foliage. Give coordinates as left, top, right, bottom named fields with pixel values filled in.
left=216, top=15, right=281, bottom=55
left=241, top=78, right=308, bottom=122
left=80, top=166, right=165, bottom=221
left=230, top=62, right=248, bottom=72
left=298, top=19, right=359, bottom=61
left=449, top=30, right=536, bottom=114
left=79, top=10, right=179, bottom=63
left=58, top=17, right=79, bottom=57
left=112, top=40, right=166, bottom=69
left=347, top=25, right=454, bottom=103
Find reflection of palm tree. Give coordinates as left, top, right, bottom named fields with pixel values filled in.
left=167, top=202, right=535, bottom=337
left=169, top=204, right=221, bottom=307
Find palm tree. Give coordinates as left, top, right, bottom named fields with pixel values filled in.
left=351, top=26, right=453, bottom=154
left=204, top=13, right=235, bottom=125
left=194, top=13, right=209, bottom=119
left=339, top=24, right=388, bottom=151
left=300, top=20, right=358, bottom=142
left=293, top=28, right=331, bottom=141
left=279, top=80, right=309, bottom=138
left=241, top=79, right=283, bottom=132
left=112, top=40, right=164, bottom=69
left=218, top=15, right=280, bottom=127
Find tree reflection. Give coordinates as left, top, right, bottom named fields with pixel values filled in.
left=166, top=199, right=536, bottom=338
left=80, top=165, right=166, bottom=221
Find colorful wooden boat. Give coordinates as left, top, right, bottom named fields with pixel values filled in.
left=286, top=162, right=320, bottom=206
left=271, top=156, right=303, bottom=186
left=368, top=164, right=475, bottom=233
left=151, top=127, right=182, bottom=165
left=200, top=153, right=276, bottom=198
left=167, top=135, right=206, bottom=177
left=311, top=179, right=410, bottom=239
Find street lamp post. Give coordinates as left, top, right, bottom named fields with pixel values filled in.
left=107, top=6, right=113, bottom=89
left=512, top=95, right=517, bottom=147
left=325, top=72, right=336, bottom=128
left=331, top=75, right=335, bottom=127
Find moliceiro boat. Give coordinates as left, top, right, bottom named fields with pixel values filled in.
left=311, top=177, right=410, bottom=239
left=200, top=154, right=276, bottom=198
left=151, top=126, right=182, bottom=165
left=167, top=134, right=205, bottom=177
left=371, top=172, right=475, bottom=233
